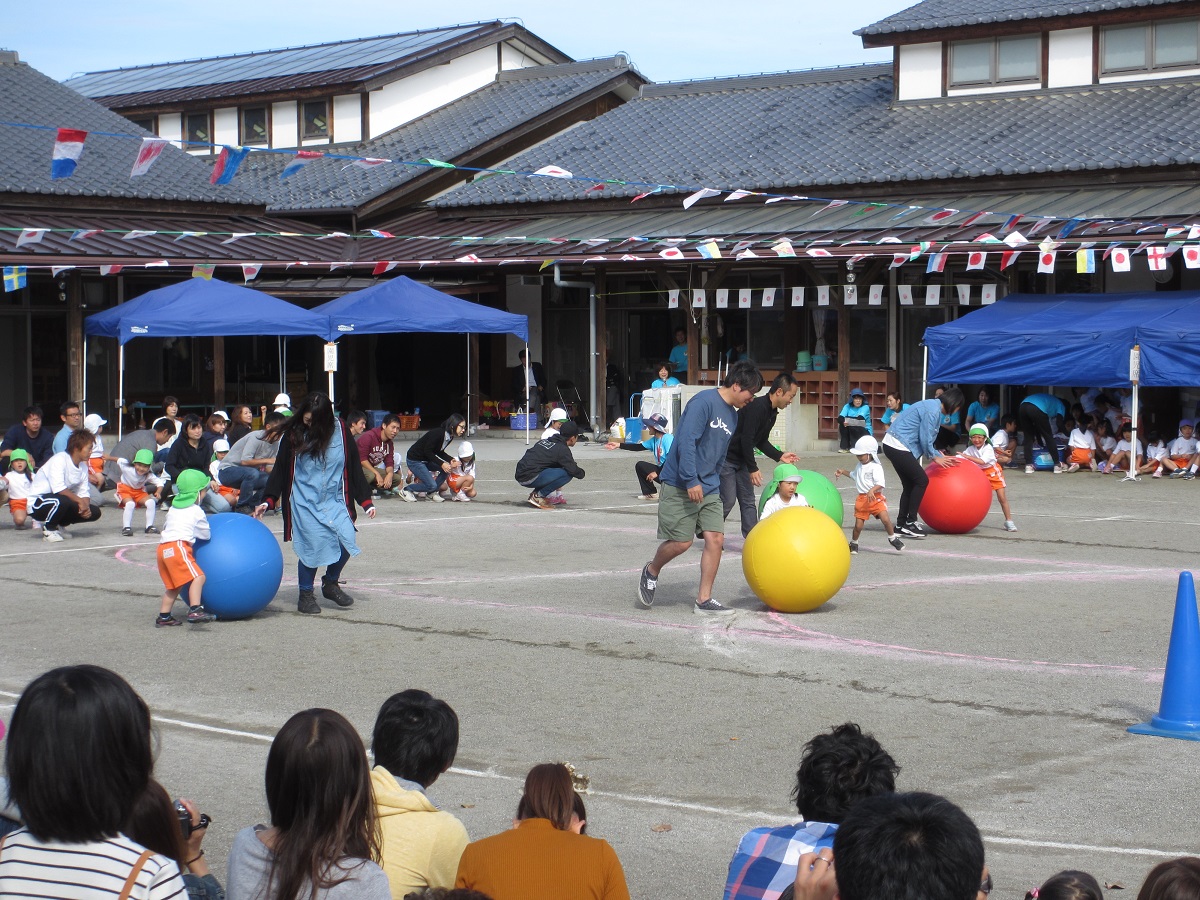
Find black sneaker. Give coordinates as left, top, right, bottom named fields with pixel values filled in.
left=186, top=605, right=215, bottom=623
left=145, top=525, right=159, bottom=535
left=322, top=578, right=354, bottom=608
left=298, top=589, right=321, bottom=615
left=897, top=523, right=926, bottom=539
left=694, top=598, right=736, bottom=615
left=155, top=614, right=181, bottom=628
left=637, top=564, right=657, bottom=608
left=889, top=535, right=905, bottom=551
left=848, top=541, right=859, bottom=554
left=121, top=526, right=133, bottom=537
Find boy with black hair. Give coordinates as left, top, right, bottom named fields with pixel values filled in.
left=371, top=690, right=469, bottom=900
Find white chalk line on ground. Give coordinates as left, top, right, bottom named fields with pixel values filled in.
left=0, top=695, right=1182, bottom=858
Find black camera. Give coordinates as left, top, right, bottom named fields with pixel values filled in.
left=175, top=801, right=212, bottom=838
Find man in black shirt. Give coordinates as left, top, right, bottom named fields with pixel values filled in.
left=721, top=374, right=801, bottom=537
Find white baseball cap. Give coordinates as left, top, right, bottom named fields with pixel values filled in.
left=84, top=413, right=107, bottom=432
left=213, top=439, right=230, bottom=452
left=212, top=410, right=230, bottom=421
left=458, top=441, right=474, bottom=457
left=851, top=435, right=879, bottom=456
left=273, top=392, right=291, bottom=406
left=549, top=408, right=569, bottom=422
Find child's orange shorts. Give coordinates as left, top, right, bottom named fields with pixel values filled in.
left=447, top=473, right=469, bottom=492
left=1068, top=447, right=1093, bottom=465
left=88, top=457, right=104, bottom=474
left=1172, top=455, right=1192, bottom=469
left=117, top=483, right=153, bottom=506
left=982, top=463, right=1007, bottom=491
left=854, top=492, right=887, bottom=521
left=8, top=499, right=26, bottom=512
left=216, top=484, right=239, bottom=504
left=157, top=540, right=203, bottom=590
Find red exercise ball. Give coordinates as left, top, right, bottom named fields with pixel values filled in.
left=918, top=459, right=992, bottom=534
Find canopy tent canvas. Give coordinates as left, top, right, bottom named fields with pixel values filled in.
left=84, top=279, right=331, bottom=437
left=924, top=291, right=1200, bottom=388
left=313, top=275, right=531, bottom=437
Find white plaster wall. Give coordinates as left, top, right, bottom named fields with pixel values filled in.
left=213, top=107, right=238, bottom=146
left=332, top=94, right=362, bottom=143
left=501, top=42, right=539, bottom=71
left=897, top=42, right=943, bottom=100
left=947, top=82, right=1041, bottom=96
left=1047, top=28, right=1094, bottom=88
left=505, top=275, right=543, bottom=363
left=157, top=112, right=182, bottom=143
left=367, top=45, right=498, bottom=137
left=272, top=101, right=298, bottom=148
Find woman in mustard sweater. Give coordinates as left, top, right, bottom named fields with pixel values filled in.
left=455, top=763, right=630, bottom=900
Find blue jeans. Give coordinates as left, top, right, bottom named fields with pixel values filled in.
left=219, top=465, right=268, bottom=508
left=298, top=547, right=351, bottom=592
left=526, top=468, right=573, bottom=497
left=405, top=459, right=446, bottom=496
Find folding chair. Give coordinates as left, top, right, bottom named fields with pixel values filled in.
left=557, top=379, right=593, bottom=438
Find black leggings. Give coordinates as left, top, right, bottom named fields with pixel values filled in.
left=634, top=461, right=662, bottom=496
left=29, top=492, right=103, bottom=530
left=1019, top=403, right=1059, bottom=466
left=881, top=443, right=928, bottom=527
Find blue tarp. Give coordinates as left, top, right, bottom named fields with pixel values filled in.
left=924, top=291, right=1200, bottom=387
left=84, top=279, right=329, bottom=344
left=315, top=275, right=529, bottom=342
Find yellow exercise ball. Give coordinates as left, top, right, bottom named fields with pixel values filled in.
left=742, top=506, right=851, bottom=613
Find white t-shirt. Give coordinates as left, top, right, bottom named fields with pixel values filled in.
left=1068, top=428, right=1096, bottom=450
left=541, top=425, right=563, bottom=440
left=1115, top=438, right=1143, bottom=456
left=853, top=459, right=886, bottom=495
left=30, top=451, right=90, bottom=498
left=1100, top=435, right=1117, bottom=454
left=117, top=458, right=164, bottom=491
left=761, top=491, right=810, bottom=520
left=0, top=829, right=186, bottom=900
left=1169, top=436, right=1198, bottom=457
left=962, top=442, right=998, bottom=466
left=4, top=469, right=35, bottom=500
left=160, top=503, right=210, bottom=544
left=992, top=430, right=1012, bottom=451
left=1147, top=441, right=1168, bottom=461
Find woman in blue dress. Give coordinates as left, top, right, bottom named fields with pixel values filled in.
left=257, top=393, right=375, bottom=615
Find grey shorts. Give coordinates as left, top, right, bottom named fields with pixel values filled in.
left=657, top=483, right=723, bottom=541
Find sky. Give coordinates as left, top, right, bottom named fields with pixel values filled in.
left=5, top=1, right=903, bottom=83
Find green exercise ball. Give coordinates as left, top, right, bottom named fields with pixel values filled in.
left=793, top=469, right=844, bottom=526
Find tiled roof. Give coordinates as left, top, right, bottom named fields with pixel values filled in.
left=233, top=57, right=644, bottom=214
left=856, top=0, right=1190, bottom=37
left=62, top=23, right=564, bottom=105
left=434, top=64, right=1200, bottom=208
left=0, top=55, right=260, bottom=206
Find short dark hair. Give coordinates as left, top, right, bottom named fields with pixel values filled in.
left=938, top=387, right=965, bottom=413
left=722, top=360, right=764, bottom=393
left=382, top=414, right=401, bottom=428
left=372, top=690, right=459, bottom=788
left=346, top=409, right=367, bottom=427
left=770, top=373, right=798, bottom=395
left=22, top=405, right=43, bottom=422
left=152, top=417, right=173, bottom=435
left=792, top=722, right=899, bottom=822
left=1029, top=870, right=1104, bottom=900
left=60, top=400, right=80, bottom=416
left=1137, top=858, right=1200, bottom=900
left=181, top=413, right=204, bottom=432
left=833, top=791, right=984, bottom=900
left=162, top=395, right=179, bottom=411
left=264, top=411, right=287, bottom=428
left=66, top=429, right=94, bottom=455
left=6, top=665, right=153, bottom=842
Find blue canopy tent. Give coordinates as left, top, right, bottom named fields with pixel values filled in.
left=314, top=275, right=531, bottom=437
left=84, top=279, right=331, bottom=437
left=924, top=291, right=1200, bottom=481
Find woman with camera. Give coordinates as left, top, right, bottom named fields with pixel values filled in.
left=125, top=781, right=224, bottom=900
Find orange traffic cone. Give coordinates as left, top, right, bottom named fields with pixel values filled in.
left=1129, top=572, right=1200, bottom=741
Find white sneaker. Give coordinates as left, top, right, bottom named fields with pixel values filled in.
left=1052, top=464, right=1064, bottom=474
left=428, top=492, right=445, bottom=503
left=42, top=530, right=64, bottom=543
left=398, top=490, right=416, bottom=503
left=1153, top=469, right=1163, bottom=478
left=1004, top=520, right=1018, bottom=532
left=455, top=491, right=472, bottom=502
left=1024, top=465, right=1035, bottom=474
left=1067, top=463, right=1080, bottom=473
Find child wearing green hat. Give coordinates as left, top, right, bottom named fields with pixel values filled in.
left=155, top=469, right=215, bottom=627
left=3, top=449, right=36, bottom=530
left=960, top=423, right=1018, bottom=532
left=111, top=447, right=165, bottom=537
left=757, top=463, right=811, bottom=522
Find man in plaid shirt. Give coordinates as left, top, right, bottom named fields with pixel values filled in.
left=722, top=723, right=900, bottom=900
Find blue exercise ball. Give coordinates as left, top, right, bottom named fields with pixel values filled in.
left=182, top=514, right=283, bottom=620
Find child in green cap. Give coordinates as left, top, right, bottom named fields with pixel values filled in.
left=155, top=469, right=215, bottom=627
left=3, top=449, right=37, bottom=530
left=110, top=447, right=165, bottom=536
left=757, top=463, right=811, bottom=522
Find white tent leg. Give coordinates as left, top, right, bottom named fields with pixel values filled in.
left=525, top=340, right=531, bottom=446
left=466, top=334, right=472, bottom=430
left=921, top=344, right=929, bottom=400
left=118, top=343, right=125, bottom=441
left=82, top=336, right=88, bottom=418
left=1122, top=381, right=1141, bottom=483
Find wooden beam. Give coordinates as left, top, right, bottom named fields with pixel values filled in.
left=66, top=271, right=84, bottom=405
left=595, top=268, right=608, bottom=427
left=212, top=337, right=226, bottom=409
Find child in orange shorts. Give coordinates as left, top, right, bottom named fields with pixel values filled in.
left=835, top=435, right=903, bottom=554
left=3, top=449, right=37, bottom=529
left=155, top=469, right=215, bottom=628
left=1164, top=419, right=1198, bottom=478
left=112, top=448, right=165, bottom=536
left=1065, top=419, right=1098, bottom=472
left=961, top=424, right=1017, bottom=532
left=444, top=440, right=477, bottom=501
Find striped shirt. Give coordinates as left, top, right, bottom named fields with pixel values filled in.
left=0, top=829, right=186, bottom=900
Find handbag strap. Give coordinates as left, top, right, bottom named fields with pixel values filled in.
left=117, top=849, right=154, bottom=900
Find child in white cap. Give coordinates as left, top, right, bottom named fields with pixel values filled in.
left=208, top=438, right=241, bottom=508
left=835, top=435, right=904, bottom=554
left=444, top=440, right=477, bottom=501
left=83, top=413, right=108, bottom=491
left=540, top=409, right=571, bottom=504
left=960, top=424, right=1018, bottom=531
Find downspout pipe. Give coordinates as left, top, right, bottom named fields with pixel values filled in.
left=552, top=264, right=598, bottom=437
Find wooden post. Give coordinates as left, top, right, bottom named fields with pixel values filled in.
left=66, top=271, right=84, bottom=404
left=595, top=268, right=608, bottom=428
left=468, top=333, right=480, bottom=423
left=212, top=337, right=226, bottom=408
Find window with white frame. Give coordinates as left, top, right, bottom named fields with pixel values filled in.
left=949, top=35, right=1041, bottom=87
left=1102, top=19, right=1200, bottom=73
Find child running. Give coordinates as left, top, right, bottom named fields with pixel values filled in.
left=112, top=448, right=165, bottom=536
left=155, top=469, right=215, bottom=628
left=756, top=463, right=809, bottom=521
left=3, top=449, right=37, bottom=530
left=835, top=435, right=904, bottom=554
left=961, top=424, right=1018, bottom=532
